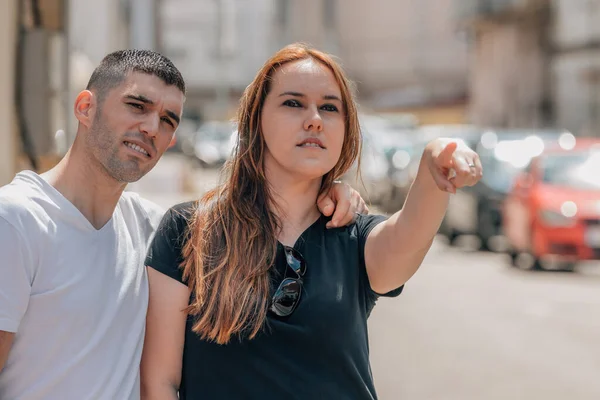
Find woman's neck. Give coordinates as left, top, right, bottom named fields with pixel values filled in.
left=266, top=167, right=323, bottom=247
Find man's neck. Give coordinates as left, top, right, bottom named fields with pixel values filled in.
left=44, top=145, right=127, bottom=230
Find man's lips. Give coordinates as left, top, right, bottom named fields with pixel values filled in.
left=123, top=139, right=153, bottom=158
left=124, top=141, right=151, bottom=157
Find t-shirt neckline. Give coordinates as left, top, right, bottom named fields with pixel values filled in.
left=18, top=170, right=118, bottom=233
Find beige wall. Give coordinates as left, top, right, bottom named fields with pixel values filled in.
left=0, top=0, right=18, bottom=186
left=551, top=0, right=600, bottom=134
left=468, top=21, right=547, bottom=127
left=160, top=0, right=274, bottom=119
left=277, top=0, right=469, bottom=108
left=338, top=0, right=467, bottom=91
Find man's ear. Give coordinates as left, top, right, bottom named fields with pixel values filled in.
left=74, top=90, right=96, bottom=128
left=168, top=135, right=177, bottom=149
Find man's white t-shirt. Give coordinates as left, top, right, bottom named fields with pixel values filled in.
left=0, top=171, right=165, bottom=400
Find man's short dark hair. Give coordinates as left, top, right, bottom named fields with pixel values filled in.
left=86, top=49, right=186, bottom=104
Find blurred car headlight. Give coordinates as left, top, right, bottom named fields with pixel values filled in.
left=392, top=150, right=411, bottom=169
left=538, top=209, right=575, bottom=227
left=362, top=154, right=388, bottom=181
left=195, top=143, right=220, bottom=163
left=220, top=142, right=234, bottom=158
left=391, top=170, right=410, bottom=187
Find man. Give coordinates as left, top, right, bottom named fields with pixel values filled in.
left=0, top=49, right=367, bottom=399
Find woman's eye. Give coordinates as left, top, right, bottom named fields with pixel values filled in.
left=321, top=104, right=339, bottom=112
left=283, top=99, right=302, bottom=108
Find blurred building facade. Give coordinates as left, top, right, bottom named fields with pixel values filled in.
left=0, top=0, right=19, bottom=186
left=458, top=0, right=551, bottom=128
left=0, top=0, right=68, bottom=186
left=159, top=0, right=274, bottom=120
left=274, top=0, right=470, bottom=124
left=552, top=0, right=600, bottom=136
left=461, top=0, right=600, bottom=135
left=158, top=0, right=469, bottom=124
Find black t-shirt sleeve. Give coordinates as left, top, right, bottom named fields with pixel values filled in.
left=356, top=214, right=404, bottom=307
left=145, top=202, right=195, bottom=284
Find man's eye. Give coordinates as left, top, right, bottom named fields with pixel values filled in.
left=161, top=117, right=174, bottom=127
left=128, top=103, right=143, bottom=110
left=321, top=104, right=339, bottom=112
left=283, top=99, right=302, bottom=108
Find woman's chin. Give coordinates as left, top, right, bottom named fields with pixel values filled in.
left=291, top=164, right=335, bottom=181
left=266, top=156, right=337, bottom=182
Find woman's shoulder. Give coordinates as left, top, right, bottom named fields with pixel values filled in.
left=320, top=213, right=388, bottom=248
left=153, top=200, right=198, bottom=240
left=348, top=213, right=388, bottom=239
left=164, top=200, right=197, bottom=225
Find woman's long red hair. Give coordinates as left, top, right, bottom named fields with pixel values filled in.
left=181, top=43, right=362, bottom=344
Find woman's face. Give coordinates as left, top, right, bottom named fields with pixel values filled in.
left=260, top=59, right=345, bottom=182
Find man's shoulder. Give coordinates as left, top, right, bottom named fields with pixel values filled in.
left=119, top=191, right=166, bottom=226
left=118, top=194, right=195, bottom=242
left=0, top=172, right=52, bottom=231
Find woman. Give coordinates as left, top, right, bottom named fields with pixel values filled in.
left=141, top=43, right=482, bottom=399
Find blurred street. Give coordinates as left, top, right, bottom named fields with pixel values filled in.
left=131, top=154, right=600, bottom=400
left=370, top=241, right=600, bottom=400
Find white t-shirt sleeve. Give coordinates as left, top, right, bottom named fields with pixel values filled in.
left=0, top=217, right=33, bottom=333
left=137, top=197, right=166, bottom=233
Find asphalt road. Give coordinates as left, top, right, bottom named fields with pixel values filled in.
left=369, top=239, right=600, bottom=400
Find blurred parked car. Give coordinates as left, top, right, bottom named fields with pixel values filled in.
left=343, top=114, right=407, bottom=205
left=441, top=129, right=576, bottom=250
left=192, top=121, right=236, bottom=168
left=377, top=131, right=417, bottom=213
left=502, top=137, right=600, bottom=271
left=383, top=124, right=485, bottom=213
left=169, top=117, right=199, bottom=155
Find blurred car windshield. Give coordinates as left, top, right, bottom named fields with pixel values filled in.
left=541, top=150, right=600, bottom=190
left=478, top=139, right=530, bottom=193
left=199, top=122, right=234, bottom=141
left=480, top=154, right=524, bottom=193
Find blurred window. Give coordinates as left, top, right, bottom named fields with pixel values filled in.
left=323, top=0, right=336, bottom=25
left=199, top=122, right=234, bottom=141
left=276, top=0, right=290, bottom=27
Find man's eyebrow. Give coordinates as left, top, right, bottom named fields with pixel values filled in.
left=125, top=94, right=154, bottom=104
left=279, top=91, right=342, bottom=102
left=125, top=94, right=180, bottom=125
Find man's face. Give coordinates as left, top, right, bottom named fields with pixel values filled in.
left=85, top=72, right=184, bottom=183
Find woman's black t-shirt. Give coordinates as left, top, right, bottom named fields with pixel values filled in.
left=145, top=201, right=403, bottom=400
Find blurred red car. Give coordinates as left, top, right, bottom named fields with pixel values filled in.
left=503, top=138, right=600, bottom=271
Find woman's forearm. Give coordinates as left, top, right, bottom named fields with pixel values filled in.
left=394, top=154, right=450, bottom=251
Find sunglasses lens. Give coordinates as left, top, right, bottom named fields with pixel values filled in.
left=285, top=247, right=306, bottom=277
left=270, top=278, right=302, bottom=317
